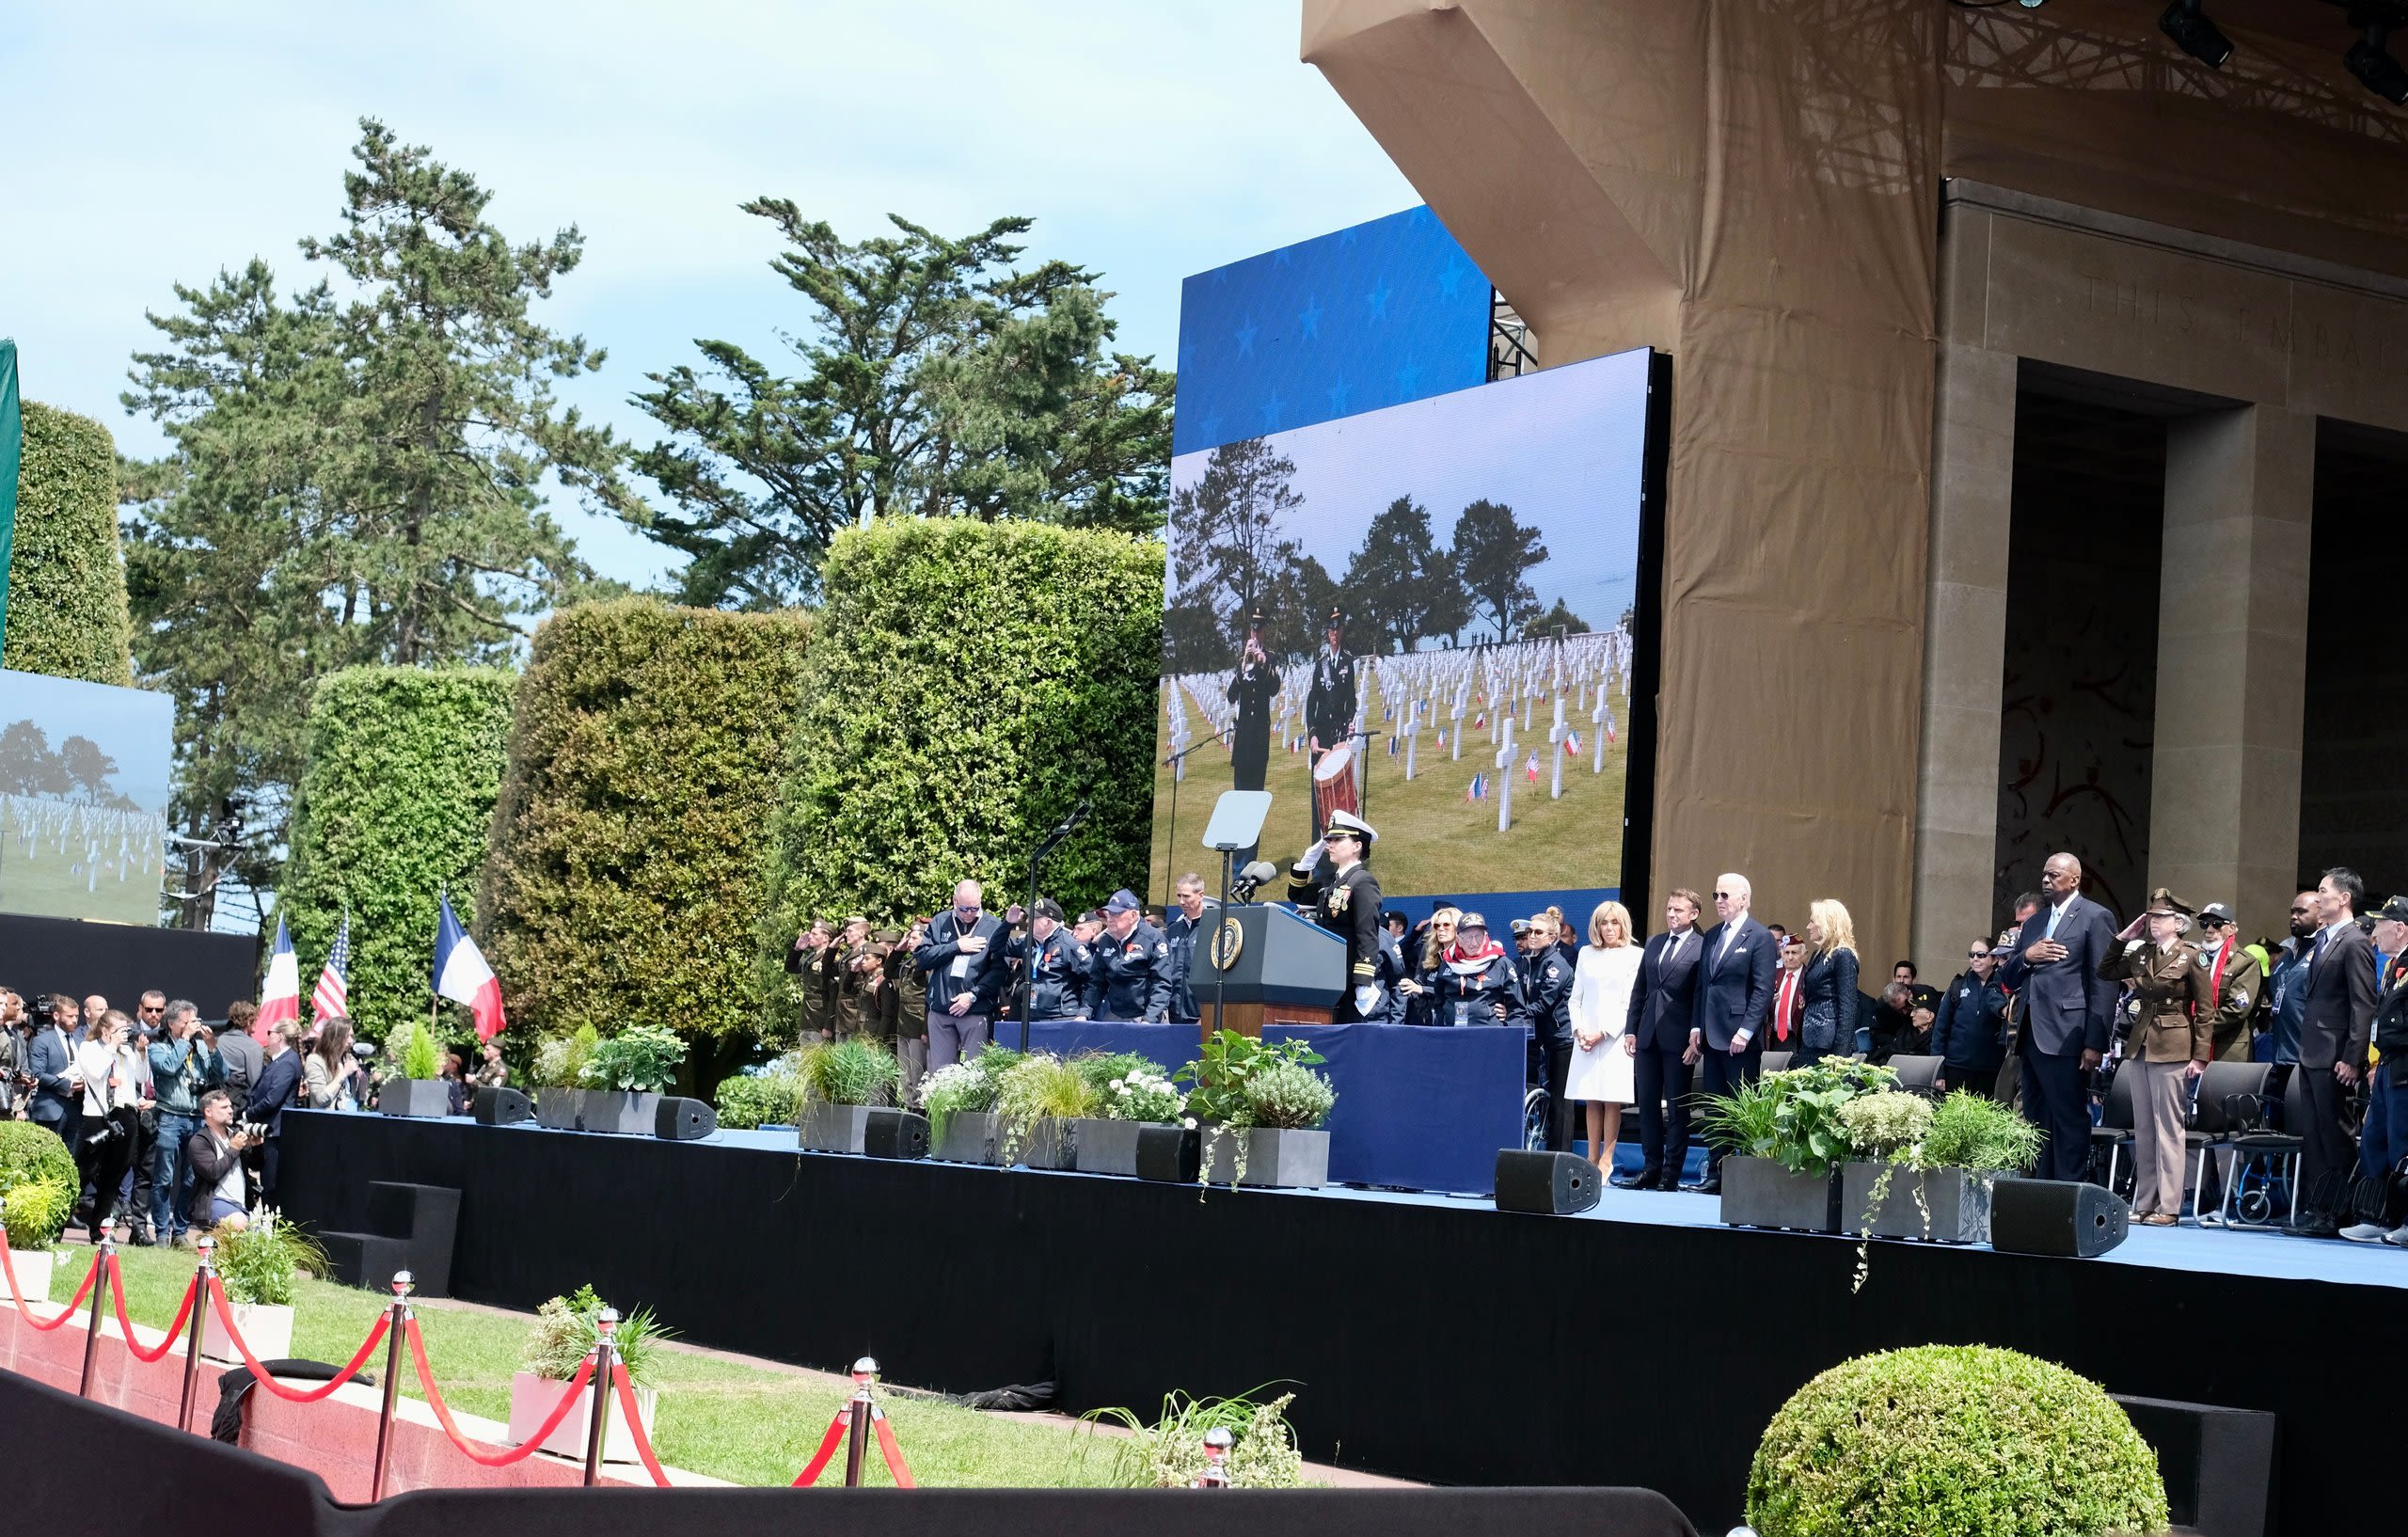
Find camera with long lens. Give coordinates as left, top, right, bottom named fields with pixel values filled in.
left=29, top=995, right=55, bottom=1026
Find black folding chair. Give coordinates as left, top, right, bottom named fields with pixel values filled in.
left=2090, top=1062, right=2137, bottom=1194
left=2218, top=1067, right=2306, bottom=1229
left=2182, top=1060, right=2269, bottom=1219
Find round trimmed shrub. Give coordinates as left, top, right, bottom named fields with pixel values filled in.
left=0, top=1123, right=80, bottom=1246
left=1747, top=1344, right=2167, bottom=1537
left=3, top=401, right=135, bottom=685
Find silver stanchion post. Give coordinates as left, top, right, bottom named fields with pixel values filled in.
left=177, top=1235, right=215, bottom=1433
left=581, top=1307, right=619, bottom=1488
left=370, top=1270, right=415, bottom=1501
left=843, top=1355, right=879, bottom=1487
left=77, top=1229, right=115, bottom=1399
left=1195, top=1426, right=1233, bottom=1487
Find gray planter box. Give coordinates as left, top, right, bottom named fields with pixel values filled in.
left=1719, top=1155, right=1841, bottom=1232
left=1840, top=1162, right=1992, bottom=1244
left=583, top=1089, right=662, bottom=1136
left=1014, top=1117, right=1075, bottom=1170
left=381, top=1079, right=450, bottom=1118
left=930, top=1110, right=1000, bottom=1165
left=1197, top=1127, right=1330, bottom=1189
left=799, top=1102, right=875, bottom=1153
left=1070, top=1117, right=1144, bottom=1177
left=535, top=1087, right=585, bottom=1131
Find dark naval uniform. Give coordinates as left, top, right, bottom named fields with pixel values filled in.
left=1288, top=856, right=1384, bottom=1022
left=1088, top=922, right=1176, bottom=1022
left=1010, top=927, right=1092, bottom=1021
left=1518, top=936, right=1576, bottom=1149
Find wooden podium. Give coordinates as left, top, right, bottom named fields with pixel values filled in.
left=1198, top=902, right=1345, bottom=1037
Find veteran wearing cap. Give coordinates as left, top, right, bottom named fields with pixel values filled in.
left=2188, top=901, right=2263, bottom=1063
left=2353, top=895, right=2408, bottom=1243
left=1008, top=898, right=1092, bottom=1022
left=2099, top=887, right=2214, bottom=1226
left=1286, top=811, right=1386, bottom=1022
left=1086, top=889, right=1176, bottom=1022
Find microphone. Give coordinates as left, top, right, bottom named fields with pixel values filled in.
left=1230, top=860, right=1279, bottom=899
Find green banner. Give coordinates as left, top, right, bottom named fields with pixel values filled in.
left=0, top=339, right=19, bottom=640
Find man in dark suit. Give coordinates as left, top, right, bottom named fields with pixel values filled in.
left=1684, top=872, right=1777, bottom=1193
left=1616, top=888, right=1706, bottom=1190
left=2290, top=865, right=2377, bottom=1235
left=1998, top=852, right=2121, bottom=1182
left=25, top=995, right=83, bottom=1158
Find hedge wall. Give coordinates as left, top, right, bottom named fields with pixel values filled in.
left=757, top=517, right=1162, bottom=1002
left=2, top=402, right=134, bottom=684
left=480, top=599, right=811, bottom=1088
left=278, top=666, right=516, bottom=1048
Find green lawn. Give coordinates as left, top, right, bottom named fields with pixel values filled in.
left=97, top=1244, right=1122, bottom=1488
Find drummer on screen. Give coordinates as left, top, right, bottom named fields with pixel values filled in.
left=1304, top=607, right=1359, bottom=841
left=1287, top=811, right=1386, bottom=1022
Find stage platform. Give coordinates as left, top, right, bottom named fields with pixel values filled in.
left=280, top=1109, right=2397, bottom=1534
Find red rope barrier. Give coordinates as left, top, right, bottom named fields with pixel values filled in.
left=0, top=1242, right=100, bottom=1332
left=104, top=1258, right=197, bottom=1364
left=204, top=1276, right=388, bottom=1402
left=873, top=1409, right=915, bottom=1488
left=610, top=1363, right=674, bottom=1488
left=789, top=1406, right=851, bottom=1487
left=405, top=1317, right=594, bottom=1467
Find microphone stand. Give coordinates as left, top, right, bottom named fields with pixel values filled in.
left=1160, top=728, right=1230, bottom=898
left=1019, top=796, right=1089, bottom=1052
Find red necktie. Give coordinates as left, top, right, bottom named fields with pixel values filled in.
left=1775, top=973, right=1798, bottom=1042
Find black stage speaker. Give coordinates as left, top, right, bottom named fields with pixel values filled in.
left=864, top=1108, right=930, bottom=1160
left=1134, top=1124, right=1202, bottom=1183
left=472, top=1086, right=533, bottom=1126
left=1989, top=1178, right=2129, bottom=1257
left=1493, top=1149, right=1600, bottom=1215
left=653, top=1097, right=718, bottom=1141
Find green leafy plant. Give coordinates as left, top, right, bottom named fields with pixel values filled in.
left=995, top=1053, right=1102, bottom=1162
left=533, top=1024, right=600, bottom=1090
left=215, top=1210, right=328, bottom=1307
left=1071, top=1052, right=1159, bottom=1099
left=2, top=400, right=135, bottom=685
left=0, top=1176, right=75, bottom=1252
left=1694, top=1060, right=1900, bottom=1176
left=915, top=1060, right=997, bottom=1145
left=278, top=667, right=516, bottom=1048
left=796, top=1037, right=901, bottom=1108
left=482, top=600, right=813, bottom=1091
left=1921, top=1089, right=2045, bottom=1174
left=396, top=1019, right=443, bottom=1082
left=1747, top=1345, right=2168, bottom=1537
left=522, top=1283, right=673, bottom=1390
left=581, top=1023, right=689, bottom=1094
left=1083, top=1389, right=1307, bottom=1488
left=714, top=1058, right=804, bottom=1130
left=1241, top=1059, right=1336, bottom=1132
left=1176, top=1031, right=1328, bottom=1131
left=0, top=1124, right=78, bottom=1244
left=1837, top=1090, right=1933, bottom=1162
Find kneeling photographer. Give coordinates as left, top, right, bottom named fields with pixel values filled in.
left=183, top=1089, right=257, bottom=1233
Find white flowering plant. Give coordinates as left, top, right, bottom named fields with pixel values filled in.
left=1103, top=1067, right=1186, bottom=1125
left=916, top=1061, right=996, bottom=1145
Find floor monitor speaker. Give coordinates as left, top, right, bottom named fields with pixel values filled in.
left=864, top=1108, right=930, bottom=1160
left=653, top=1096, right=718, bottom=1141
left=1134, top=1124, right=1202, bottom=1183
left=1988, top=1178, right=2129, bottom=1257
left=473, top=1086, right=533, bottom=1127
left=1494, top=1149, right=1600, bottom=1215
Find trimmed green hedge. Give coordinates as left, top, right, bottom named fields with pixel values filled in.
left=1747, top=1344, right=2167, bottom=1537
left=757, top=518, right=1161, bottom=1002
left=479, top=599, right=811, bottom=1089
left=2, top=402, right=133, bottom=684
left=278, top=666, right=517, bottom=1048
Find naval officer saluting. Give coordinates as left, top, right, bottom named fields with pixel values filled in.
left=1287, top=811, right=1386, bottom=1022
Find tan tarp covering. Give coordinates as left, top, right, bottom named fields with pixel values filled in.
left=1306, top=0, right=2408, bottom=961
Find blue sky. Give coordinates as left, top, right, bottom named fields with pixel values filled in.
left=2, top=1, right=1415, bottom=590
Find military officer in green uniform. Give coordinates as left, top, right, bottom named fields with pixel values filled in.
left=2099, top=887, right=2214, bottom=1226
left=1286, top=810, right=1385, bottom=1022
left=886, top=917, right=930, bottom=1097
left=785, top=919, right=837, bottom=1042
left=833, top=915, right=878, bottom=1038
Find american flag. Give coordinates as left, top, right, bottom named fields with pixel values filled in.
left=311, top=914, right=351, bottom=1021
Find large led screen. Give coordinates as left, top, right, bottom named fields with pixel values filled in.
left=0, top=668, right=170, bottom=926
left=1152, top=347, right=1656, bottom=902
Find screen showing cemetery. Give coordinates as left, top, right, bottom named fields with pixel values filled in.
left=0, top=668, right=172, bottom=926
left=1152, top=347, right=1653, bottom=900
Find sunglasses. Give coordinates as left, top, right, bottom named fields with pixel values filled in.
left=1968, top=953, right=1988, bottom=961
left=1713, top=891, right=1732, bottom=899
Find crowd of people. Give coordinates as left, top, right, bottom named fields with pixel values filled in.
left=0, top=991, right=510, bottom=1246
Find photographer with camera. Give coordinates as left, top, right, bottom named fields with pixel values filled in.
left=72, top=1010, right=150, bottom=1235
left=0, top=990, right=25, bottom=1118
left=146, top=1001, right=224, bottom=1247
left=183, top=1090, right=256, bottom=1234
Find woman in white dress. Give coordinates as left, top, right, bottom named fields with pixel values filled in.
left=1565, top=900, right=1641, bottom=1172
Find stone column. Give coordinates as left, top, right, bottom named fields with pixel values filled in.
left=2147, top=406, right=2314, bottom=937
left=1910, top=342, right=2018, bottom=969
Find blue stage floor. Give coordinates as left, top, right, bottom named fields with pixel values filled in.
left=703, top=1121, right=2408, bottom=1292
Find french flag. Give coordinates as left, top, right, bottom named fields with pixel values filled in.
left=433, top=894, right=508, bottom=1041
left=257, top=917, right=301, bottom=1039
